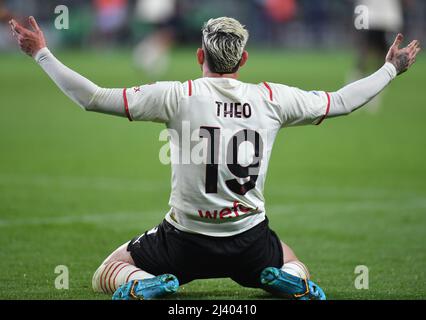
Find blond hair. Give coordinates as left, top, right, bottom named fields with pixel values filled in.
left=201, top=17, right=249, bottom=74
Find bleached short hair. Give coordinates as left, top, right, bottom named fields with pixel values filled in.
left=201, top=17, right=249, bottom=74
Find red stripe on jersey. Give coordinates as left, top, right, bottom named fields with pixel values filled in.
left=188, top=80, right=193, bottom=96
left=263, top=82, right=273, bottom=101
left=123, top=88, right=132, bottom=121
left=316, top=92, right=331, bottom=125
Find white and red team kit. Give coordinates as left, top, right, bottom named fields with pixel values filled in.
left=34, top=47, right=397, bottom=237
left=124, top=78, right=330, bottom=237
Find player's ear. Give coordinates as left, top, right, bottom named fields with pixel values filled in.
left=197, top=48, right=204, bottom=65
left=239, top=51, right=249, bottom=68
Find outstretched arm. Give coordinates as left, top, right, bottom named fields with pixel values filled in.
left=328, top=34, right=421, bottom=117
left=9, top=17, right=126, bottom=117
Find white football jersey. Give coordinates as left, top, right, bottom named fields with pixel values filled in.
left=124, top=78, right=330, bottom=236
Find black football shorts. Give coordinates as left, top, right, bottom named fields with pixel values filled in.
left=127, top=217, right=283, bottom=288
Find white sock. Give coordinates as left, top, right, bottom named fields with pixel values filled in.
left=92, top=261, right=155, bottom=294
left=281, top=261, right=311, bottom=280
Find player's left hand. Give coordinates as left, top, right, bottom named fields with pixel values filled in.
left=386, top=33, right=421, bottom=75
left=9, top=16, right=46, bottom=58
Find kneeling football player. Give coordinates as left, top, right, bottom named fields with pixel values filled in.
left=10, top=16, right=420, bottom=300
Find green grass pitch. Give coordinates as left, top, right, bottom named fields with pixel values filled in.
left=0, top=48, right=425, bottom=299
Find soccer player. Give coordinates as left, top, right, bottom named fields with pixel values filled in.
left=10, top=16, right=420, bottom=300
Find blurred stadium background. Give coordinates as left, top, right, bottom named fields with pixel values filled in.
left=0, top=0, right=425, bottom=299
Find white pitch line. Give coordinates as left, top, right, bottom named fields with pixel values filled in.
left=265, top=184, right=426, bottom=198
left=267, top=198, right=426, bottom=215
left=1, top=198, right=425, bottom=228
left=0, top=173, right=169, bottom=192
left=0, top=211, right=162, bottom=228
left=1, top=173, right=425, bottom=198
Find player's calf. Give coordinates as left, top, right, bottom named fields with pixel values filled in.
left=92, top=241, right=155, bottom=294
left=92, top=260, right=156, bottom=294
left=92, top=241, right=180, bottom=299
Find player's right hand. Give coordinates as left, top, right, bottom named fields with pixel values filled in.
left=386, top=33, right=421, bottom=76
left=9, top=16, right=46, bottom=58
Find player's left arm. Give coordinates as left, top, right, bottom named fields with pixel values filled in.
left=270, top=34, right=420, bottom=127
left=327, top=33, right=421, bottom=117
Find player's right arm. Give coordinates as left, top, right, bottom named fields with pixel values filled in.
left=9, top=17, right=181, bottom=121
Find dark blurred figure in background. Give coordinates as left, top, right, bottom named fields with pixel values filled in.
left=353, top=0, right=406, bottom=112
left=0, top=0, right=13, bottom=23
left=1, top=0, right=423, bottom=53
left=93, top=0, right=130, bottom=46
left=132, top=0, right=179, bottom=77
left=300, top=0, right=329, bottom=47
left=265, top=0, right=297, bottom=23
left=355, top=0, right=405, bottom=74
left=250, top=0, right=297, bottom=46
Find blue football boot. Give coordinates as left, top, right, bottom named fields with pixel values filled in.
left=260, top=267, right=326, bottom=300
left=112, top=274, right=179, bottom=300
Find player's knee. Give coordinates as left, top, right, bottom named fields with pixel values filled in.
left=280, top=241, right=310, bottom=279
left=92, top=263, right=105, bottom=293
left=92, top=242, right=134, bottom=293
left=104, top=242, right=134, bottom=265
left=91, top=259, right=127, bottom=293
left=281, top=241, right=298, bottom=264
